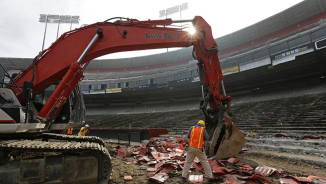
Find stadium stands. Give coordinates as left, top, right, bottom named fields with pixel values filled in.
left=86, top=83, right=326, bottom=128
left=3, top=1, right=326, bottom=92
left=80, top=14, right=326, bottom=90
left=86, top=82, right=326, bottom=156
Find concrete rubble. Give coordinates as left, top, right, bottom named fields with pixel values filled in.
left=123, top=175, right=133, bottom=181
left=114, top=138, right=326, bottom=183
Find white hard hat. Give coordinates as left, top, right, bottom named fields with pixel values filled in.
left=85, top=124, right=89, bottom=128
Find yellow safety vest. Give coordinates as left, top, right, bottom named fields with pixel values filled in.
left=78, top=127, right=88, bottom=136
left=189, top=126, right=204, bottom=149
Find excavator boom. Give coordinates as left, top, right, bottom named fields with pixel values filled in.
left=9, top=18, right=198, bottom=102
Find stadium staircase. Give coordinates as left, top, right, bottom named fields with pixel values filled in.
left=234, top=94, right=326, bottom=158
left=86, top=84, right=326, bottom=158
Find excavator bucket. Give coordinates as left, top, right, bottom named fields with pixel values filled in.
left=205, top=110, right=246, bottom=159
left=214, top=118, right=246, bottom=159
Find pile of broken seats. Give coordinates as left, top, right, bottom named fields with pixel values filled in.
left=114, top=138, right=326, bottom=183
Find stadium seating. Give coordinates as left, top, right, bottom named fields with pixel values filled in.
left=219, top=20, right=325, bottom=61
left=86, top=82, right=326, bottom=156
left=86, top=83, right=326, bottom=134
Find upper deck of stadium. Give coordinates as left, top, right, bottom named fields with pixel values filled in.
left=1, top=0, right=326, bottom=93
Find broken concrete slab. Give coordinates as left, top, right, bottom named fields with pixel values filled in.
left=124, top=175, right=133, bottom=181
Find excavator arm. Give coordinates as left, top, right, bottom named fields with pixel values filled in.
left=8, top=16, right=245, bottom=158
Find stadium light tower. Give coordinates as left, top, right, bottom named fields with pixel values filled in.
left=39, top=14, right=80, bottom=51
left=159, top=3, right=188, bottom=25
left=159, top=3, right=188, bottom=52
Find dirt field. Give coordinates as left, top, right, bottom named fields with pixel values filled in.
left=238, top=150, right=326, bottom=177
left=108, top=147, right=326, bottom=184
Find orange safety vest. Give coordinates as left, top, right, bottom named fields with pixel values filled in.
left=67, top=128, right=73, bottom=135
left=189, top=126, right=204, bottom=149
left=78, top=127, right=88, bottom=136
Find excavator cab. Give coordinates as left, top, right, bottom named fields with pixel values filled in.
left=0, top=67, right=85, bottom=133
left=32, top=84, right=86, bottom=130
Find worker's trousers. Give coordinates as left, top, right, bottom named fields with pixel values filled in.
left=182, top=146, right=213, bottom=178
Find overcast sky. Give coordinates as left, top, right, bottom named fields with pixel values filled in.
left=0, top=0, right=303, bottom=59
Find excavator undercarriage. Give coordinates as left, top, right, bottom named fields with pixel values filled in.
left=0, top=134, right=112, bottom=184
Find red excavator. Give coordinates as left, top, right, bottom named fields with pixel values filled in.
left=0, top=16, right=245, bottom=183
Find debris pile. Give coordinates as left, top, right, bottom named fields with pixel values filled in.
left=113, top=138, right=326, bottom=183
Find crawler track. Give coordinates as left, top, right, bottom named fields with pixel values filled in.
left=0, top=136, right=112, bottom=184
left=42, top=133, right=106, bottom=146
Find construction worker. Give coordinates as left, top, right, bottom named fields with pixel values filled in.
left=182, top=120, right=213, bottom=181
left=78, top=124, right=90, bottom=136
left=66, top=128, right=73, bottom=135
left=62, top=128, right=73, bottom=135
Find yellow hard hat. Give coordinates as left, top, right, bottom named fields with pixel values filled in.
left=197, top=120, right=205, bottom=127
